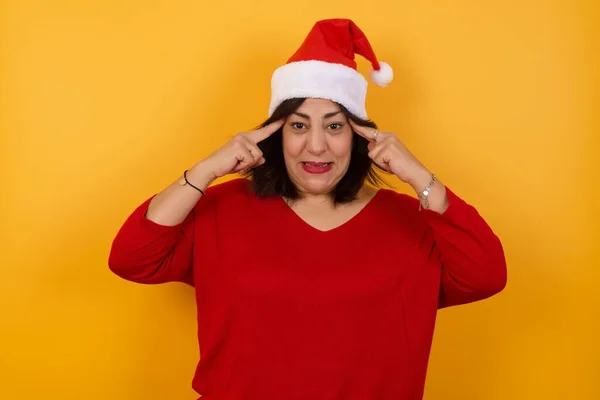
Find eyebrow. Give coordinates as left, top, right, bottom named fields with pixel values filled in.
left=292, top=111, right=341, bottom=120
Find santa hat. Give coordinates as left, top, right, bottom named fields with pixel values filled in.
left=268, top=18, right=393, bottom=120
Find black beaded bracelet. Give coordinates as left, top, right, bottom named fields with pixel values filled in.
left=178, top=169, right=205, bottom=195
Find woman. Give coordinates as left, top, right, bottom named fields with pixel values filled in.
left=108, top=19, right=507, bottom=400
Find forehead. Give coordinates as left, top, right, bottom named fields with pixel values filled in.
left=295, top=98, right=341, bottom=115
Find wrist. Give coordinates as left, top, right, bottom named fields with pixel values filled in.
left=408, top=167, right=434, bottom=193
left=187, top=161, right=216, bottom=190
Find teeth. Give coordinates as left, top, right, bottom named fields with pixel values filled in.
left=304, top=162, right=331, bottom=166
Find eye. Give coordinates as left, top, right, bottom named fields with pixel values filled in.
left=291, top=122, right=307, bottom=130
left=327, top=123, right=344, bottom=131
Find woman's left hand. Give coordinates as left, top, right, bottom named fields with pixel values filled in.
left=350, top=121, right=449, bottom=213
left=349, top=121, right=432, bottom=189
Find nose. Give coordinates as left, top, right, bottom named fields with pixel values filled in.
left=306, top=127, right=327, bottom=155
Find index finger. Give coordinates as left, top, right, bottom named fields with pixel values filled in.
left=248, top=118, right=285, bottom=143
left=349, top=120, right=377, bottom=141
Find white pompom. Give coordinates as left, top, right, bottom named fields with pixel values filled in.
left=370, top=61, right=393, bottom=87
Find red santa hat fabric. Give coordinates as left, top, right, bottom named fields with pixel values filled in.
left=268, top=18, right=393, bottom=119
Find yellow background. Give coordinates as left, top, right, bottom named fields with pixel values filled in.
left=1, top=0, right=598, bottom=399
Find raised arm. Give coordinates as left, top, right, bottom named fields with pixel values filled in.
left=108, top=163, right=215, bottom=285
left=349, top=121, right=507, bottom=308
left=107, top=119, right=284, bottom=285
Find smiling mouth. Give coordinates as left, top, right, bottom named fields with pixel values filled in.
left=301, top=162, right=333, bottom=168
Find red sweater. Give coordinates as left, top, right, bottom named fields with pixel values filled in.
left=108, top=178, right=506, bottom=399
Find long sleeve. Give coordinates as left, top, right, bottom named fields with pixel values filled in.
left=108, top=195, right=197, bottom=286
left=421, top=187, right=507, bottom=308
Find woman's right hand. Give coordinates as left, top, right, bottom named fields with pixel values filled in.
left=142, top=119, right=284, bottom=227
left=190, top=118, right=285, bottom=185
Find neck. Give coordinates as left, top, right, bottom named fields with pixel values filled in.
left=285, top=185, right=371, bottom=209
left=301, top=192, right=335, bottom=207
left=284, top=191, right=334, bottom=209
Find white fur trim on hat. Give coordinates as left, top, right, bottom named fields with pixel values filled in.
left=269, top=60, right=368, bottom=119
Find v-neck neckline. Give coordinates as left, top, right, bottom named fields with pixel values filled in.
left=276, top=189, right=383, bottom=234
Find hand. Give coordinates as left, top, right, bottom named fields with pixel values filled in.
left=350, top=121, right=431, bottom=188
left=350, top=121, right=449, bottom=213
left=199, top=119, right=285, bottom=180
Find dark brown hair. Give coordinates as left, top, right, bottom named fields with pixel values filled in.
left=242, top=98, right=389, bottom=204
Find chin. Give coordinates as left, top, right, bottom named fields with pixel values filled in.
left=294, top=170, right=343, bottom=195
left=300, top=180, right=336, bottom=195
